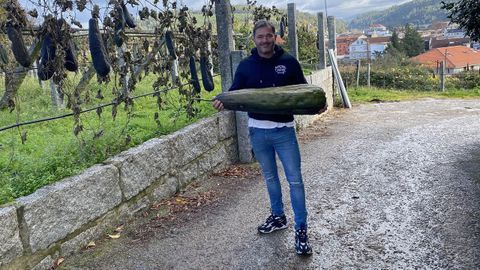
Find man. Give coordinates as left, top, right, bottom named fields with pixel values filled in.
left=213, top=20, right=312, bottom=255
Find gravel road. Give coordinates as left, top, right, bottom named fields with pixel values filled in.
left=61, top=98, right=480, bottom=269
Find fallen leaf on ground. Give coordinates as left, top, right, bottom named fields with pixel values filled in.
left=108, top=234, right=121, bottom=239
left=86, top=241, right=96, bottom=248
left=55, top=257, right=65, bottom=266
left=114, top=225, right=124, bottom=232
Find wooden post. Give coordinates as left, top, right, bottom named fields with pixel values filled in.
left=367, top=63, right=371, bottom=88
left=0, top=39, right=42, bottom=110
left=317, top=12, right=326, bottom=70
left=171, top=59, right=179, bottom=85
left=214, top=0, right=235, bottom=92
left=231, top=50, right=253, bottom=163
left=440, top=60, right=445, bottom=92
left=287, top=3, right=299, bottom=60
left=356, top=59, right=361, bottom=88
left=116, top=46, right=129, bottom=99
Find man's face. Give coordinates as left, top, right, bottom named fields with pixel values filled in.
left=253, top=26, right=276, bottom=57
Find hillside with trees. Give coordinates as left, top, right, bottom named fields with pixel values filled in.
left=348, top=0, right=458, bottom=30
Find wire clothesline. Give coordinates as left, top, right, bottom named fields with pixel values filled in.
left=0, top=74, right=219, bottom=133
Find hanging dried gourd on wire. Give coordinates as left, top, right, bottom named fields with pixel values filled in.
left=89, top=5, right=111, bottom=78
left=122, top=2, right=136, bottom=28
left=37, top=17, right=77, bottom=82
left=4, top=0, right=31, bottom=67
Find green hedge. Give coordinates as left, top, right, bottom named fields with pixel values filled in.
left=341, top=65, right=480, bottom=91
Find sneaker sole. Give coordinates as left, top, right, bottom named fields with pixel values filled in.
left=258, top=224, right=288, bottom=234
left=296, top=249, right=313, bottom=256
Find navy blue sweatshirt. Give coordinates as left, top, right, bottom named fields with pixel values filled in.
left=229, top=45, right=307, bottom=123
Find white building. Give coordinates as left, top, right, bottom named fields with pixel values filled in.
left=348, top=37, right=390, bottom=60
left=364, top=24, right=391, bottom=37
left=349, top=38, right=369, bottom=59
left=444, top=28, right=467, bottom=39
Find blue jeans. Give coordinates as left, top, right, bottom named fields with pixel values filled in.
left=249, top=126, right=308, bottom=230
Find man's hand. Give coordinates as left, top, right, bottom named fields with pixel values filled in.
left=212, top=99, right=224, bottom=111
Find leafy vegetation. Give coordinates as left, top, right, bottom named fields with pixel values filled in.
left=341, top=60, right=480, bottom=92
left=0, top=75, right=220, bottom=205
left=442, top=0, right=480, bottom=41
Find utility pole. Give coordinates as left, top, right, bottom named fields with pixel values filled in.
left=324, top=0, right=328, bottom=17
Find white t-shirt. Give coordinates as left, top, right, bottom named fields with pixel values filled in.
left=248, top=118, right=294, bottom=129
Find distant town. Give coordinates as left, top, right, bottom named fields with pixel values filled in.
left=336, top=22, right=480, bottom=75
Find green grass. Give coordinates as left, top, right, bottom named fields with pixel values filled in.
left=348, top=87, right=480, bottom=103
left=3, top=74, right=479, bottom=206
left=0, top=73, right=221, bottom=205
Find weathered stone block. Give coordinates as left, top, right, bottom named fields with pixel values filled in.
left=17, top=165, right=122, bottom=252
left=61, top=210, right=119, bottom=256
left=171, top=117, right=219, bottom=166
left=218, top=111, right=236, bottom=140
left=198, top=144, right=227, bottom=174
left=224, top=137, right=239, bottom=164
left=152, top=176, right=178, bottom=202
left=106, top=137, right=174, bottom=200
left=177, top=162, right=200, bottom=188
left=0, top=206, right=23, bottom=266
left=117, top=195, right=151, bottom=220
left=31, top=255, right=54, bottom=270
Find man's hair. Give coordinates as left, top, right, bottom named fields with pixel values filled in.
left=253, top=20, right=276, bottom=37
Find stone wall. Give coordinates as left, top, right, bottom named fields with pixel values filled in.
left=0, top=67, right=334, bottom=270
left=0, top=112, right=238, bottom=270
left=296, top=67, right=334, bottom=129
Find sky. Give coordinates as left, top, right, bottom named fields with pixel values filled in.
left=186, top=0, right=414, bottom=19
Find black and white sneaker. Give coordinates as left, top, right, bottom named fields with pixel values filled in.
left=257, top=214, right=288, bottom=234
left=295, top=228, right=313, bottom=255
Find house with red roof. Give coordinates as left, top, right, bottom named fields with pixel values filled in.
left=411, top=45, right=480, bottom=75
left=336, top=34, right=363, bottom=56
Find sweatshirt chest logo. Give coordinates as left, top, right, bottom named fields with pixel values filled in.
left=275, top=65, right=287, bottom=75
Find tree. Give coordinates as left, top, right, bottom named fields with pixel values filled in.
left=442, top=0, right=480, bottom=41
left=297, top=24, right=318, bottom=63
left=402, top=24, right=424, bottom=57
left=390, top=30, right=402, bottom=51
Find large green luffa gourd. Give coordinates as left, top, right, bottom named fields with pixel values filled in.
left=215, top=84, right=326, bottom=115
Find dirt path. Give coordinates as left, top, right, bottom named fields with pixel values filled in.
left=61, top=98, right=480, bottom=269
